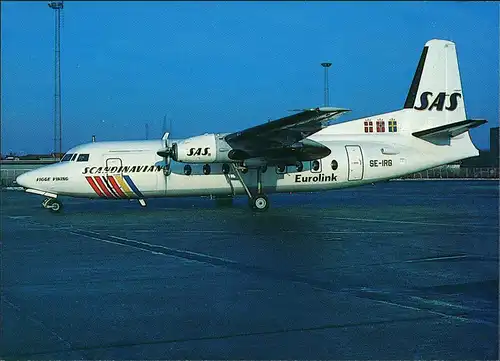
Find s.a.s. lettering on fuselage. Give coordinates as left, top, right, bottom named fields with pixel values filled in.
left=187, top=147, right=211, bottom=156
left=414, top=92, right=461, bottom=111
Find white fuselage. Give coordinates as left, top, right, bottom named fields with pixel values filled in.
left=16, top=128, right=477, bottom=201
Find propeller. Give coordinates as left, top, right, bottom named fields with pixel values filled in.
left=157, top=115, right=176, bottom=176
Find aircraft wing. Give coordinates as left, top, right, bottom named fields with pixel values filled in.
left=224, top=107, right=350, bottom=161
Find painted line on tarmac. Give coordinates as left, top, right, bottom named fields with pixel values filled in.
left=125, top=229, right=405, bottom=235
left=366, top=298, right=484, bottom=324
left=4, top=314, right=443, bottom=358
left=330, top=216, right=499, bottom=229
left=2, top=296, right=84, bottom=359
left=68, top=231, right=174, bottom=258
left=402, top=255, right=470, bottom=263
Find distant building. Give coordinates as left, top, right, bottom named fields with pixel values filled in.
left=490, top=127, right=499, bottom=167
left=460, top=126, right=498, bottom=168
left=460, top=149, right=492, bottom=168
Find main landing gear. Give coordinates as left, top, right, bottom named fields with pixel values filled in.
left=230, top=163, right=269, bottom=212
left=42, top=197, right=63, bottom=213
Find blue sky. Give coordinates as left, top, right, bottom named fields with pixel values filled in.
left=1, top=1, right=498, bottom=155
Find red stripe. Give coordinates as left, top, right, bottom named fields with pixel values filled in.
left=107, top=176, right=127, bottom=198
left=85, top=176, right=105, bottom=198
left=94, top=176, right=115, bottom=198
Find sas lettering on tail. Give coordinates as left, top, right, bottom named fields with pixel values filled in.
left=414, top=92, right=461, bottom=111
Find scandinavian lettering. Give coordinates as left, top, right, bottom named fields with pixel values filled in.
left=82, top=164, right=165, bottom=174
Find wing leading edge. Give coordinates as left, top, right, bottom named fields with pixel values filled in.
left=224, top=107, right=350, bottom=161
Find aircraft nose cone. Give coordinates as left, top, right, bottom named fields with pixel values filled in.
left=16, top=172, right=31, bottom=188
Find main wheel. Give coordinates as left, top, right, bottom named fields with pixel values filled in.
left=251, top=194, right=269, bottom=212
left=49, top=200, right=63, bottom=213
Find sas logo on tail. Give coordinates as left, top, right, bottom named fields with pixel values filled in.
left=414, top=92, right=461, bottom=111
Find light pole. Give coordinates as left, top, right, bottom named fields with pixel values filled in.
left=48, top=1, right=63, bottom=159
left=321, top=62, right=332, bottom=107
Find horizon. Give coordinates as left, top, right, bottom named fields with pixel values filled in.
left=1, top=1, right=498, bottom=155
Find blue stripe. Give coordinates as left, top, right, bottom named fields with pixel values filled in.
left=123, top=175, right=145, bottom=198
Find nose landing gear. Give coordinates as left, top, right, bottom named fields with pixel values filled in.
left=42, top=198, right=63, bottom=213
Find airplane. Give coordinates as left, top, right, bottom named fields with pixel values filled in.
left=16, top=39, right=487, bottom=213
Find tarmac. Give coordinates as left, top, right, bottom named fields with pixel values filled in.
left=1, top=180, right=498, bottom=359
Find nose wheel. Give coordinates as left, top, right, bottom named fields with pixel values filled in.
left=42, top=198, right=63, bottom=213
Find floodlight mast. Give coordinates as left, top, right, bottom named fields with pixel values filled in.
left=321, top=62, right=332, bottom=107
left=48, top=1, right=63, bottom=159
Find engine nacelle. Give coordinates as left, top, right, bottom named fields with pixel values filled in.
left=171, top=133, right=235, bottom=163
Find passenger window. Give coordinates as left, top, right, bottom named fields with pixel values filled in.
left=184, top=164, right=192, bottom=175
left=331, top=159, right=338, bottom=170
left=311, top=160, right=321, bottom=173
left=61, top=153, right=73, bottom=162
left=295, top=161, right=303, bottom=172
left=203, top=164, right=211, bottom=175
left=77, top=154, right=90, bottom=162
left=276, top=164, right=286, bottom=174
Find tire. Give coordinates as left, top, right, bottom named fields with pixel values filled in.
left=251, top=194, right=269, bottom=212
left=49, top=200, right=62, bottom=213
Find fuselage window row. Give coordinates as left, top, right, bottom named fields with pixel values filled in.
left=180, top=161, right=325, bottom=176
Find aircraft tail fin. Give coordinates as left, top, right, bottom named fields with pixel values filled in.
left=403, top=39, right=468, bottom=130
left=401, top=39, right=487, bottom=158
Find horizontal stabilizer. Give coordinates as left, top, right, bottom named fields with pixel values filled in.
left=412, top=119, right=487, bottom=144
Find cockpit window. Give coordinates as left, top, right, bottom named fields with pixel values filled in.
left=77, top=154, right=90, bottom=162
left=71, top=153, right=78, bottom=161
left=61, top=153, right=73, bottom=162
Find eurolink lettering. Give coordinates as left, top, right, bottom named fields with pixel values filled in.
left=294, top=173, right=337, bottom=183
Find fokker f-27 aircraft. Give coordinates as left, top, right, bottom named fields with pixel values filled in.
left=16, top=39, right=487, bottom=212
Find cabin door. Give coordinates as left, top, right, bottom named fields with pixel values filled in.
left=345, top=145, right=364, bottom=181
left=106, top=157, right=122, bottom=172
